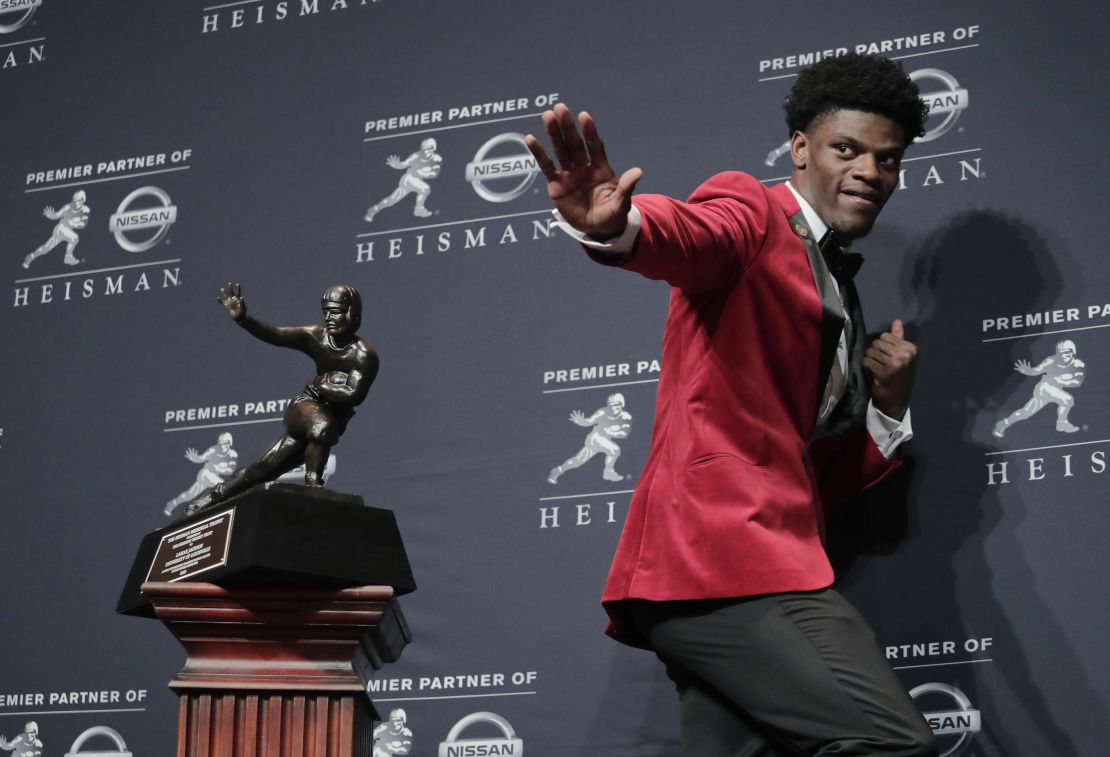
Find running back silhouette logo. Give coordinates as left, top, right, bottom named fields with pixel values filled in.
left=164, top=433, right=239, bottom=517
left=373, top=708, right=413, bottom=756
left=0, top=721, right=42, bottom=757
left=364, top=138, right=443, bottom=223
left=993, top=339, right=1086, bottom=438
left=548, top=393, right=632, bottom=484
left=23, top=190, right=89, bottom=268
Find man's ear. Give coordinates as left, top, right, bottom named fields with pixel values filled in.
left=790, top=130, right=808, bottom=170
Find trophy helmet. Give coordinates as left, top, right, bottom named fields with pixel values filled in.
left=1057, top=339, right=1077, bottom=355
left=73, top=189, right=87, bottom=204
left=607, top=393, right=626, bottom=408
left=321, top=284, right=362, bottom=330
left=217, top=432, right=233, bottom=446
left=421, top=137, right=437, bottom=151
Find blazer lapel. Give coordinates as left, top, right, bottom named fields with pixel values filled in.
left=786, top=208, right=845, bottom=418
left=820, top=280, right=870, bottom=439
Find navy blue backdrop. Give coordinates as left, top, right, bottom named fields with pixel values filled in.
left=1, top=2, right=1108, bottom=755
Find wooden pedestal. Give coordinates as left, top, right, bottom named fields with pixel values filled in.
left=142, top=581, right=409, bottom=757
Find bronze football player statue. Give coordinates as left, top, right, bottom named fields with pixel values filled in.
left=184, top=283, right=379, bottom=516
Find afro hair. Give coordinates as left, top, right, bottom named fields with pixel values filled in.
left=784, top=53, right=928, bottom=143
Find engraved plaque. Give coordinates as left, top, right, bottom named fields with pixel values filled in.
left=147, top=510, right=235, bottom=582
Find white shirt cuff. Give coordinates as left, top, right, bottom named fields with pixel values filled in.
left=551, top=204, right=642, bottom=252
left=867, top=402, right=913, bottom=459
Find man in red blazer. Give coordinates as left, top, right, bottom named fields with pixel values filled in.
left=527, top=54, right=937, bottom=756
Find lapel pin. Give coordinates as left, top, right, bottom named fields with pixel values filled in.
left=794, top=224, right=808, bottom=238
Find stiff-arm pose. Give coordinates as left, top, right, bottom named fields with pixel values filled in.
left=185, top=283, right=378, bottom=515
left=526, top=53, right=933, bottom=756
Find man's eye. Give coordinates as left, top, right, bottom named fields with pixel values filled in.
left=834, top=144, right=853, bottom=155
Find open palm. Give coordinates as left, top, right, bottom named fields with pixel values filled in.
left=525, top=103, right=642, bottom=238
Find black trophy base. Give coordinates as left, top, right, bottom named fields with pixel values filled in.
left=117, top=482, right=416, bottom=618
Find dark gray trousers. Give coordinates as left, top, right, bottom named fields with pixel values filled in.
left=625, top=589, right=938, bottom=757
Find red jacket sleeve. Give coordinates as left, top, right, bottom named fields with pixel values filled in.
left=810, top=425, right=903, bottom=512
left=603, top=172, right=774, bottom=294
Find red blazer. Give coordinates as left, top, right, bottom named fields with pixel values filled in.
left=598, top=172, right=900, bottom=646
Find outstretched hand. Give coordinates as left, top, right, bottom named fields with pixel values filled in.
left=525, top=103, right=643, bottom=239
left=218, top=282, right=246, bottom=322
left=863, top=319, right=918, bottom=420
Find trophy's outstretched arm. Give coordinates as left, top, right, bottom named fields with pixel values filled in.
left=219, top=282, right=312, bottom=352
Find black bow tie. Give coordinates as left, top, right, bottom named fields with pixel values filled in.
left=819, top=230, right=864, bottom=285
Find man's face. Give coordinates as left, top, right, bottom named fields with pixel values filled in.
left=790, top=109, right=906, bottom=241
left=323, top=303, right=353, bottom=336
left=1059, top=348, right=1075, bottom=364
left=25, top=725, right=36, bottom=739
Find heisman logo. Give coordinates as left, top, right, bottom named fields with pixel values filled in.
left=547, top=393, right=632, bottom=485
left=0, top=720, right=43, bottom=756
left=365, top=138, right=444, bottom=223
left=438, top=712, right=522, bottom=757
left=993, top=339, right=1086, bottom=438
left=764, top=66, right=970, bottom=166
left=64, top=725, right=132, bottom=757
left=163, top=432, right=336, bottom=517
left=466, top=133, right=540, bottom=203
left=373, top=707, right=414, bottom=756
left=0, top=0, right=40, bottom=34
left=164, top=433, right=239, bottom=517
left=109, top=186, right=178, bottom=253
left=909, top=683, right=980, bottom=757
left=23, top=189, right=90, bottom=269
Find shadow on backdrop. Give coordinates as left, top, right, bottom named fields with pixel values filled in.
left=830, top=211, right=1106, bottom=755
